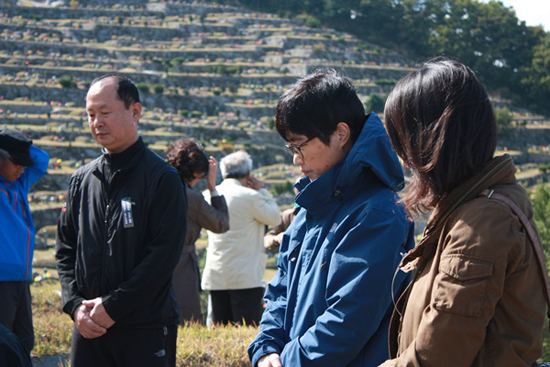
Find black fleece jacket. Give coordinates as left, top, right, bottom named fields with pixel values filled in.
left=56, top=138, right=187, bottom=327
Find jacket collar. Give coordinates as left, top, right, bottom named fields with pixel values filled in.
left=101, top=137, right=146, bottom=172
left=401, top=154, right=516, bottom=270
left=220, top=178, right=243, bottom=187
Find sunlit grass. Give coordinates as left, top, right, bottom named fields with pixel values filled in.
left=31, top=280, right=259, bottom=366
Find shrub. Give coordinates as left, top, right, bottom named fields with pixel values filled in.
left=136, top=83, right=149, bottom=93
left=152, top=84, right=165, bottom=94
left=171, top=57, right=184, bottom=67
left=495, top=106, right=514, bottom=133
left=304, top=15, right=320, bottom=28
left=58, top=76, right=76, bottom=89
left=365, top=93, right=387, bottom=114
left=373, top=79, right=396, bottom=86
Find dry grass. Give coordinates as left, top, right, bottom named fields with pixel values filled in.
left=176, top=323, right=257, bottom=367
left=31, top=281, right=258, bottom=366
left=31, top=281, right=72, bottom=357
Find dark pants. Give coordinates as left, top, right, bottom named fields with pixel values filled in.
left=0, top=282, right=34, bottom=357
left=0, top=324, right=32, bottom=367
left=71, top=324, right=177, bottom=367
left=210, top=287, right=265, bottom=326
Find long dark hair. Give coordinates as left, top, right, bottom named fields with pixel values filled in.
left=384, top=57, right=497, bottom=215
left=166, top=139, right=209, bottom=183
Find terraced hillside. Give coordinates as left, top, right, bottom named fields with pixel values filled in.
left=0, top=0, right=548, bottom=236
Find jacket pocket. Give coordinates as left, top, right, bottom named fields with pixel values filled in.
left=433, top=253, right=494, bottom=317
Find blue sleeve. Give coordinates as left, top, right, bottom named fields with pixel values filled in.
left=280, top=209, right=412, bottom=366
left=20, top=145, right=49, bottom=190
left=248, top=236, right=291, bottom=366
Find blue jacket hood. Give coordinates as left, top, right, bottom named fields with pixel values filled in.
left=339, top=112, right=404, bottom=191
left=295, top=113, right=404, bottom=211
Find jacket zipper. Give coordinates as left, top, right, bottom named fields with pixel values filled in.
left=15, top=190, right=32, bottom=280
left=105, top=202, right=112, bottom=256
left=11, top=189, right=32, bottom=281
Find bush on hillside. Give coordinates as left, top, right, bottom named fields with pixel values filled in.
left=58, top=76, right=76, bottom=89
left=495, top=107, right=514, bottom=135
left=136, top=83, right=149, bottom=93
left=365, top=93, right=387, bottom=114
left=152, top=84, right=165, bottom=94
left=373, top=79, right=396, bottom=86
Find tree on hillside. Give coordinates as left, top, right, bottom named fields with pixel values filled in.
left=532, top=184, right=550, bottom=268
left=224, top=0, right=549, bottom=117
left=494, top=106, right=513, bottom=135
left=517, top=31, right=550, bottom=116
left=365, top=93, right=386, bottom=114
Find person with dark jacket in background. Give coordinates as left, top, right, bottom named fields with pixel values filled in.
left=0, top=128, right=49, bottom=363
left=263, top=205, right=298, bottom=252
left=166, top=139, right=229, bottom=323
left=380, top=57, right=545, bottom=366
left=55, top=74, right=187, bottom=367
left=248, top=69, right=414, bottom=367
left=263, top=178, right=301, bottom=253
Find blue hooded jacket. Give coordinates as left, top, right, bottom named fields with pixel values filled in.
left=0, top=145, right=49, bottom=281
left=248, top=113, right=415, bottom=366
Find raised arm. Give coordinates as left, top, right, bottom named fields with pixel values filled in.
left=22, top=145, right=49, bottom=189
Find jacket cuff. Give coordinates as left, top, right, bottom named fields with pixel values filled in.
left=250, top=343, right=281, bottom=367
left=63, top=297, right=84, bottom=321
left=101, top=294, right=120, bottom=322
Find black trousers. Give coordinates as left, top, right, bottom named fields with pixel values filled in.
left=0, top=282, right=34, bottom=357
left=210, top=287, right=265, bottom=326
left=71, top=324, right=177, bottom=367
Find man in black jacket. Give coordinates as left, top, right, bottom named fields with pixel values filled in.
left=56, top=74, right=187, bottom=367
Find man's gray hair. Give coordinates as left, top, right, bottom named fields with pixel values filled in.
left=220, top=150, right=253, bottom=179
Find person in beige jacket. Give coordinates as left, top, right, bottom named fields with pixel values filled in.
left=166, top=139, right=229, bottom=323
left=202, top=150, right=281, bottom=326
left=380, top=57, right=546, bottom=366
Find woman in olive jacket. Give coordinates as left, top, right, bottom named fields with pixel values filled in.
left=380, top=58, right=546, bottom=366
left=166, top=140, right=229, bottom=323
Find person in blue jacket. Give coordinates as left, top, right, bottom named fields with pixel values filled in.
left=0, top=128, right=49, bottom=361
left=248, top=69, right=415, bottom=367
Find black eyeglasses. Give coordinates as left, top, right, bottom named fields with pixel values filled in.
left=285, top=136, right=316, bottom=158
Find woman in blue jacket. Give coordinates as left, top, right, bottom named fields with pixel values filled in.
left=248, top=69, right=415, bottom=367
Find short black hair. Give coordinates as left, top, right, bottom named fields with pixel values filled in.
left=276, top=69, right=366, bottom=145
left=89, top=74, right=140, bottom=109
left=384, top=57, right=497, bottom=214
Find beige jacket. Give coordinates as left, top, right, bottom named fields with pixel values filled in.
left=384, top=155, right=546, bottom=367
left=201, top=178, right=281, bottom=290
